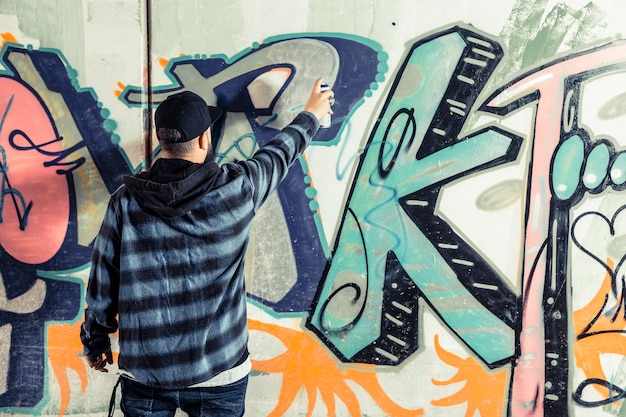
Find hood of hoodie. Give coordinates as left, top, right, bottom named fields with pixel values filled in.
left=122, top=158, right=222, bottom=219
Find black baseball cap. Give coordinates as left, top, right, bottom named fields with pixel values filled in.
left=155, top=91, right=223, bottom=142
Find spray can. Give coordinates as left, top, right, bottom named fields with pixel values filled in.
left=319, top=82, right=331, bottom=128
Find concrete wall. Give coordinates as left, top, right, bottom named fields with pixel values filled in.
left=1, top=0, right=626, bottom=416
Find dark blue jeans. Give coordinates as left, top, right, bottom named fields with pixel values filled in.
left=119, top=375, right=248, bottom=417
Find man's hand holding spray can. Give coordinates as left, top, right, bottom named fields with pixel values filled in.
left=320, top=82, right=334, bottom=128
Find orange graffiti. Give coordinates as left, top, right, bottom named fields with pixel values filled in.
left=114, top=81, right=126, bottom=97
left=48, top=321, right=118, bottom=417
left=47, top=322, right=89, bottom=417
left=0, top=32, right=17, bottom=47
left=432, top=334, right=508, bottom=417
left=574, top=258, right=626, bottom=401
left=249, top=319, right=424, bottom=417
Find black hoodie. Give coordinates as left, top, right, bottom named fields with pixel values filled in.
left=122, top=158, right=222, bottom=220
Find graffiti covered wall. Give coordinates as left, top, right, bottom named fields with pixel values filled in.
left=2, top=0, right=626, bottom=416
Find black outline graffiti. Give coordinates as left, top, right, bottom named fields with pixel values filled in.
left=9, top=129, right=86, bottom=175
left=317, top=207, right=369, bottom=333
left=378, top=108, right=417, bottom=178
left=571, top=206, right=626, bottom=407
left=0, top=145, right=32, bottom=230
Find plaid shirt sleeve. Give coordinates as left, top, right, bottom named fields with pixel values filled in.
left=240, top=111, right=319, bottom=210
left=80, top=193, right=122, bottom=356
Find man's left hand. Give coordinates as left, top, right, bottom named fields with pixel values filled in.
left=86, top=348, right=113, bottom=372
